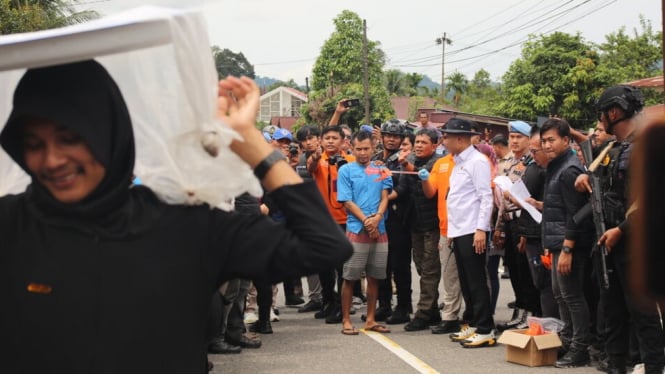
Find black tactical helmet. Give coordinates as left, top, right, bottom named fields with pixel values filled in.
left=380, top=119, right=405, bottom=136
left=595, top=85, right=644, bottom=117
left=595, top=85, right=644, bottom=134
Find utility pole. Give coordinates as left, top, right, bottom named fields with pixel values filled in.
left=362, top=19, right=370, bottom=124
left=436, top=32, right=452, bottom=101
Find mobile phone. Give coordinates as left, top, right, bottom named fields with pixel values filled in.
left=343, top=99, right=360, bottom=108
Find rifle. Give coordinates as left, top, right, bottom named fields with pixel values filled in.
left=579, top=140, right=612, bottom=290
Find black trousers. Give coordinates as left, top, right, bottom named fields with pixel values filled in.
left=504, top=220, right=540, bottom=314
left=524, top=238, right=557, bottom=318
left=378, top=218, right=412, bottom=308
left=603, top=239, right=665, bottom=368
left=453, top=233, right=494, bottom=334
left=318, top=224, right=347, bottom=305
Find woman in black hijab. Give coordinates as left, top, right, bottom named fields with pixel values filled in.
left=0, top=60, right=351, bottom=374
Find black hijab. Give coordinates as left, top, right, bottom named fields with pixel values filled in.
left=0, top=60, right=137, bottom=235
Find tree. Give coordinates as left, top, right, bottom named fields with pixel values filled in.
left=384, top=69, right=406, bottom=96
left=404, top=72, right=423, bottom=96
left=445, top=71, right=468, bottom=107
left=1, top=0, right=97, bottom=34
left=460, top=69, right=501, bottom=115
left=302, top=83, right=393, bottom=128
left=306, top=10, right=393, bottom=125
left=211, top=46, right=255, bottom=79
left=311, top=10, right=386, bottom=91
left=497, top=32, right=603, bottom=126
left=595, top=17, right=663, bottom=106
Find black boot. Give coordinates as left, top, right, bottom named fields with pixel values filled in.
left=314, top=302, right=334, bottom=319
left=207, top=337, right=242, bottom=354
left=248, top=320, right=273, bottom=334
left=555, top=348, right=590, bottom=368
left=375, top=305, right=392, bottom=322
left=601, top=354, right=626, bottom=374
left=386, top=305, right=411, bottom=325
left=325, top=304, right=342, bottom=324
left=226, top=334, right=262, bottom=349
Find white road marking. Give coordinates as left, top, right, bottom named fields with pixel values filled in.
left=361, top=329, right=441, bottom=374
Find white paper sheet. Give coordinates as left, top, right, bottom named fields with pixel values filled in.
left=493, top=176, right=542, bottom=223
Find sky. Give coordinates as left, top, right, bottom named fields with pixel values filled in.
left=79, top=0, right=662, bottom=86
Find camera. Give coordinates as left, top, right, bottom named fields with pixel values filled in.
left=343, top=98, right=360, bottom=108
left=328, top=154, right=348, bottom=169
left=288, top=143, right=299, bottom=156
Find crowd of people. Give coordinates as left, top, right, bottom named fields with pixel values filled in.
left=0, top=56, right=663, bottom=374
left=226, top=89, right=664, bottom=374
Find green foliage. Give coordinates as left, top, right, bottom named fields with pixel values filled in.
left=306, top=10, right=393, bottom=125
left=384, top=69, right=407, bottom=96
left=383, top=69, right=424, bottom=97
left=495, top=19, right=663, bottom=127
left=459, top=69, right=501, bottom=115
left=404, top=72, right=423, bottom=96
left=311, top=10, right=386, bottom=91
left=595, top=17, right=663, bottom=107
left=301, top=83, right=394, bottom=127
left=211, top=46, right=255, bottom=79
left=1, top=0, right=98, bottom=34
left=597, top=17, right=662, bottom=84
left=498, top=32, right=603, bottom=126
left=446, top=71, right=469, bottom=107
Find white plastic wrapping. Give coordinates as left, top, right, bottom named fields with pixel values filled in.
left=0, top=7, right=263, bottom=210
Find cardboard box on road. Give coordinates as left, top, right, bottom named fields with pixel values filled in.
left=497, top=329, right=562, bottom=367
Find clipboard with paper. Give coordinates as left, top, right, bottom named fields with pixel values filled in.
left=494, top=175, right=542, bottom=223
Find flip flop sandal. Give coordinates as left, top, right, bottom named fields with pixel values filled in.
left=365, top=324, right=391, bottom=333
left=341, top=326, right=359, bottom=335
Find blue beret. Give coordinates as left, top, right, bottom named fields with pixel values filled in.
left=508, top=121, right=531, bottom=136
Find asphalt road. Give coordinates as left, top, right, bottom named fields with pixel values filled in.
left=210, top=267, right=602, bottom=374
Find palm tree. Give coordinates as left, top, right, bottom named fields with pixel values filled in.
left=446, top=71, right=469, bottom=107
left=384, top=69, right=406, bottom=96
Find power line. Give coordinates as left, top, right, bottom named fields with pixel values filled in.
left=391, top=0, right=614, bottom=71
left=388, top=0, right=585, bottom=67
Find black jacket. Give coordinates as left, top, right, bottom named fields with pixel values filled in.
left=372, top=150, right=410, bottom=225
left=0, top=60, right=352, bottom=374
left=0, top=184, right=350, bottom=374
left=399, top=153, right=441, bottom=232
left=542, top=149, right=593, bottom=251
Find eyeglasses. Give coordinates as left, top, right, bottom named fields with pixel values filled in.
left=344, top=135, right=352, bottom=140
left=529, top=148, right=543, bottom=154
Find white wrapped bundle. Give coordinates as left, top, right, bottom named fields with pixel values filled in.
left=0, top=7, right=263, bottom=210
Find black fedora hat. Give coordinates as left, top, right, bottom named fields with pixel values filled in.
left=441, top=118, right=481, bottom=136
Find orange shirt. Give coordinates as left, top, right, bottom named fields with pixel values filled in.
left=428, top=154, right=455, bottom=237
left=311, top=153, right=356, bottom=225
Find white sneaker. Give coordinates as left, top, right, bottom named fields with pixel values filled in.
left=270, top=308, right=280, bottom=322
left=244, top=311, right=258, bottom=324
left=450, top=324, right=477, bottom=342
left=461, top=331, right=497, bottom=348
left=352, top=296, right=363, bottom=305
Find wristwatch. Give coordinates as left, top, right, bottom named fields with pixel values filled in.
left=562, top=245, right=573, bottom=254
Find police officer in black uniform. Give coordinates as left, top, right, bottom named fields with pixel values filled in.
left=371, top=120, right=413, bottom=324
left=577, top=85, right=664, bottom=374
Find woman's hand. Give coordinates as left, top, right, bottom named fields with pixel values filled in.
left=217, top=76, right=260, bottom=135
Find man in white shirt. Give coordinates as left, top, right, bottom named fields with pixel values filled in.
left=441, top=118, right=496, bottom=348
